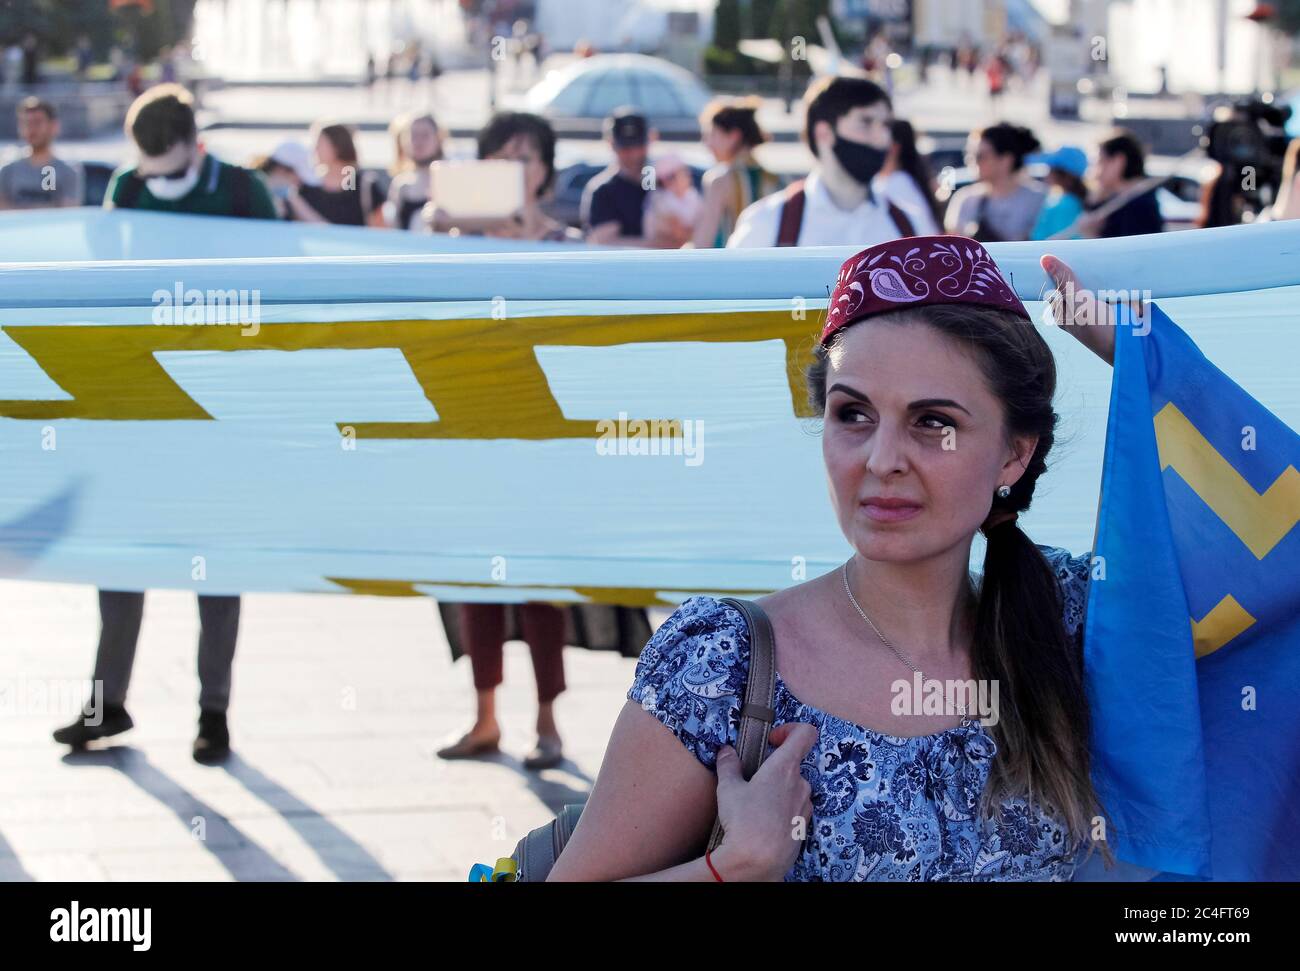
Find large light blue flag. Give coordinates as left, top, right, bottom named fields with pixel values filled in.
left=1086, top=300, right=1300, bottom=880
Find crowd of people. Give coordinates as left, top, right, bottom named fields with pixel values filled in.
left=4, top=68, right=1299, bottom=770
left=6, top=68, right=1300, bottom=247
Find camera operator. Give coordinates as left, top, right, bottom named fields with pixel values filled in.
left=1197, top=99, right=1293, bottom=228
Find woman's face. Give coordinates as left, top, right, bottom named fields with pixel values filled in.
left=489, top=132, right=547, bottom=200
left=969, top=137, right=1009, bottom=183
left=407, top=119, right=441, bottom=165
left=821, top=319, right=1035, bottom=564
left=704, top=123, right=740, bottom=162
left=315, top=133, right=338, bottom=167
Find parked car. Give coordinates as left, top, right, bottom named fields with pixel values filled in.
left=524, top=54, right=712, bottom=137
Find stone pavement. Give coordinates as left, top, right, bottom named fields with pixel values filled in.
left=0, top=578, right=661, bottom=881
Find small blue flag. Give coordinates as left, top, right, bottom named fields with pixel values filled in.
left=1084, top=301, right=1300, bottom=880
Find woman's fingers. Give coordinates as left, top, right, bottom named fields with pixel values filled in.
left=715, top=743, right=742, bottom=786
left=1041, top=254, right=1076, bottom=291
left=763, top=724, right=818, bottom=783
left=1040, top=253, right=1118, bottom=365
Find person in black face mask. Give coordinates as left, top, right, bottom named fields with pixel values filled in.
left=727, top=76, right=926, bottom=248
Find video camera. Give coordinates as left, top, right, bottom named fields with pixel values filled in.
left=1201, top=98, right=1294, bottom=210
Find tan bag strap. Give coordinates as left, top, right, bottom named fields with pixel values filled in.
left=705, top=597, right=777, bottom=854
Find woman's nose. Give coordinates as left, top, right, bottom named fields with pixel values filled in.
left=863, top=421, right=910, bottom=478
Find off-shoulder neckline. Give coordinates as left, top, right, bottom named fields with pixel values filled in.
left=693, top=595, right=985, bottom=745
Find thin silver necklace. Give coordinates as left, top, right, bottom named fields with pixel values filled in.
left=841, top=558, right=969, bottom=719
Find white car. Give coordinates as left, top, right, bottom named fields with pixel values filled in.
left=524, top=54, right=713, bottom=135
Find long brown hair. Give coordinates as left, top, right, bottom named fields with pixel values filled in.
left=805, top=303, right=1113, bottom=868
left=311, top=121, right=359, bottom=166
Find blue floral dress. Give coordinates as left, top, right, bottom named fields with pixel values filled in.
left=626, top=545, right=1095, bottom=881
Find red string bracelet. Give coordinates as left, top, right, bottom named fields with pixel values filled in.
left=705, top=848, right=724, bottom=882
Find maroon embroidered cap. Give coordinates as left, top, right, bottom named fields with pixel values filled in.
left=820, top=235, right=1030, bottom=346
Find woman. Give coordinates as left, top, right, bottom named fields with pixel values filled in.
left=691, top=97, right=781, bottom=249
left=252, top=141, right=318, bottom=220
left=944, top=122, right=1046, bottom=242
left=423, top=111, right=582, bottom=242
left=385, top=112, right=443, bottom=231
left=875, top=119, right=943, bottom=235
left=284, top=121, right=386, bottom=228
left=547, top=234, right=1124, bottom=881
left=433, top=112, right=583, bottom=772
left=1029, top=145, right=1089, bottom=240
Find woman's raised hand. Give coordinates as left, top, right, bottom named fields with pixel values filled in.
left=711, top=721, right=818, bottom=881
left=1041, top=254, right=1118, bottom=366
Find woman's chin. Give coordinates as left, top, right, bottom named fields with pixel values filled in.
left=851, top=530, right=922, bottom=562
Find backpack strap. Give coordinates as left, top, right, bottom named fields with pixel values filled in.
left=230, top=165, right=252, bottom=218
left=775, top=179, right=806, bottom=247
left=359, top=170, right=377, bottom=223
left=115, top=170, right=145, bottom=209
left=706, top=597, right=778, bottom=853
left=886, top=199, right=915, bottom=238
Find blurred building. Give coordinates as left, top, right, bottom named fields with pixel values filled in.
left=1106, top=0, right=1284, bottom=95
left=533, top=0, right=712, bottom=56
left=190, top=0, right=472, bottom=81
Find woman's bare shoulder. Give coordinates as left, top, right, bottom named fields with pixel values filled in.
left=752, top=570, right=835, bottom=624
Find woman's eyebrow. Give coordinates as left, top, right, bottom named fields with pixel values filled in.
left=909, top=397, right=972, bottom=416
left=828, top=384, right=971, bottom=416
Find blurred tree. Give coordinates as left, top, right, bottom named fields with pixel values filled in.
left=0, top=0, right=196, bottom=61
left=714, top=0, right=742, bottom=48
left=1273, top=0, right=1300, bottom=34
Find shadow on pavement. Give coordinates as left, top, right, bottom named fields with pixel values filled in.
left=63, top=745, right=300, bottom=881
left=222, top=753, right=393, bottom=882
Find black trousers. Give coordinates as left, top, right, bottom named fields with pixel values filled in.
left=92, top=590, right=241, bottom=713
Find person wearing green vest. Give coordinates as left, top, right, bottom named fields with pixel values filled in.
left=54, top=84, right=273, bottom=766
left=103, top=83, right=277, bottom=220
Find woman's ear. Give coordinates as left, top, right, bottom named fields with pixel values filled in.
left=1002, top=433, right=1039, bottom=486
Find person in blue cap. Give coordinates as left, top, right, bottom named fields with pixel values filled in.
left=1028, top=145, right=1089, bottom=240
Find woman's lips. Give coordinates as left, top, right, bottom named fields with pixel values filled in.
left=861, top=500, right=923, bottom=523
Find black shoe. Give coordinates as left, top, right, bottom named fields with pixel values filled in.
left=53, top=704, right=133, bottom=748
left=193, top=710, right=230, bottom=765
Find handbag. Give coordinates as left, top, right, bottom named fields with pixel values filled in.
left=508, top=597, right=778, bottom=881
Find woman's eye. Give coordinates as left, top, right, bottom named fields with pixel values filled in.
left=836, top=405, right=871, bottom=424
left=919, top=413, right=956, bottom=430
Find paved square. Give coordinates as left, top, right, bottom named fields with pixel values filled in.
left=0, top=580, right=652, bottom=881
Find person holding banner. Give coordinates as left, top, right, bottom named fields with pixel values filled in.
left=57, top=82, right=278, bottom=765
left=1076, top=129, right=1164, bottom=239
left=548, top=234, right=1125, bottom=881
left=726, top=77, right=925, bottom=248
left=945, top=122, right=1046, bottom=243
left=384, top=112, right=443, bottom=231
left=425, top=111, right=582, bottom=244
left=690, top=97, right=780, bottom=249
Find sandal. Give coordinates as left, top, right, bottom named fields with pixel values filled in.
left=522, top=734, right=563, bottom=770
left=435, top=730, right=501, bottom=760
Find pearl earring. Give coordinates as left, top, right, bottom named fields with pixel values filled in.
left=996, top=485, right=1011, bottom=498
